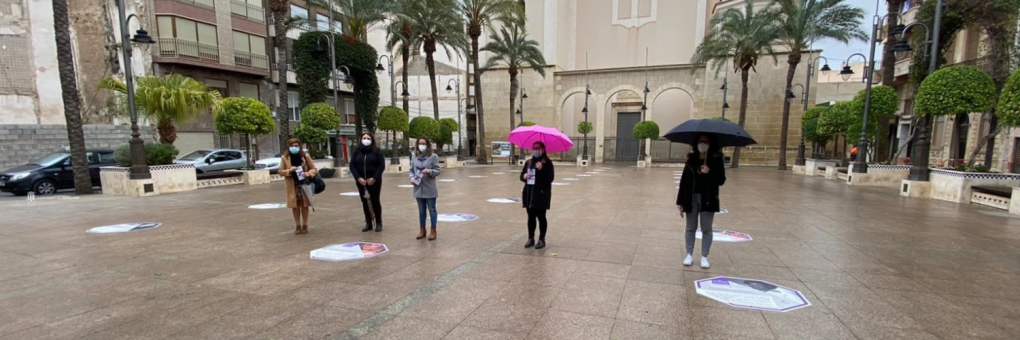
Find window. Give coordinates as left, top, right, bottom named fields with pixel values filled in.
left=289, top=91, right=300, bottom=121
left=233, top=31, right=268, bottom=68
left=239, top=83, right=259, bottom=99
left=206, top=79, right=228, bottom=97
left=98, top=152, right=116, bottom=164
left=291, top=5, right=308, bottom=22
left=155, top=16, right=218, bottom=60
left=317, top=14, right=330, bottom=31
left=345, top=98, right=355, bottom=122
left=226, top=151, right=243, bottom=160
left=219, top=134, right=232, bottom=148
left=932, top=115, right=945, bottom=148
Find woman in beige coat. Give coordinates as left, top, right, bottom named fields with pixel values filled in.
left=279, top=138, right=317, bottom=234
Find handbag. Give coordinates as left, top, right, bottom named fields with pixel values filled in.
left=309, top=174, right=325, bottom=194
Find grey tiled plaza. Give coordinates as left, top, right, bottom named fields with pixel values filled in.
left=2, top=165, right=1019, bottom=340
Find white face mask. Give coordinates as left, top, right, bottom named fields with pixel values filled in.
left=361, top=139, right=372, bottom=147
left=697, top=143, right=709, bottom=153
left=418, top=145, right=427, bottom=152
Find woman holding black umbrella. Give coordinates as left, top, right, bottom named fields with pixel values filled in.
left=676, top=134, right=726, bottom=268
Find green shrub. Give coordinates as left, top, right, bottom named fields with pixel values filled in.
left=409, top=116, right=441, bottom=141
left=916, top=65, right=996, bottom=117
left=114, top=143, right=179, bottom=166
left=300, top=103, right=342, bottom=130
left=293, top=124, right=328, bottom=145
left=215, top=97, right=275, bottom=136
left=996, top=68, right=1020, bottom=127
left=633, top=121, right=660, bottom=140
left=309, top=149, right=330, bottom=160
left=378, top=107, right=409, bottom=133
left=439, top=117, right=459, bottom=131
left=518, top=121, right=536, bottom=127
left=577, top=121, right=593, bottom=135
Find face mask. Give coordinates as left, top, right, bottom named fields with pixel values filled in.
left=532, top=150, right=543, bottom=158
left=697, top=143, right=709, bottom=153
left=288, top=146, right=300, bottom=154
left=361, top=139, right=371, bottom=147
left=418, top=145, right=427, bottom=152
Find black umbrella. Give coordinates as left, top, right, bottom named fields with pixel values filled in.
left=664, top=119, right=757, bottom=147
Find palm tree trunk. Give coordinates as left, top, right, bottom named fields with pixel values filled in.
left=509, top=70, right=518, bottom=164
left=732, top=68, right=750, bottom=168
left=881, top=1, right=902, bottom=88
left=426, top=46, right=441, bottom=120
left=401, top=44, right=410, bottom=156
left=53, top=0, right=92, bottom=195
left=157, top=119, right=177, bottom=144
left=778, top=53, right=801, bottom=170
left=274, top=11, right=290, bottom=154
left=471, top=34, right=487, bottom=164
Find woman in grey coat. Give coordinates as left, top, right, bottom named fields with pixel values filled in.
left=410, top=138, right=442, bottom=240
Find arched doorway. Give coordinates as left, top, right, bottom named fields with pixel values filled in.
left=604, top=90, right=644, bottom=162
left=559, top=91, right=597, bottom=160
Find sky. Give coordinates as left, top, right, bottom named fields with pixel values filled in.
left=812, top=1, right=881, bottom=67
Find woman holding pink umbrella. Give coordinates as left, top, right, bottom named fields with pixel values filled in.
left=510, top=125, right=572, bottom=250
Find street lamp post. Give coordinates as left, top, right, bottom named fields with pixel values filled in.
left=115, top=0, right=156, bottom=180
left=795, top=56, right=831, bottom=166
left=720, top=77, right=729, bottom=119
left=839, top=50, right=876, bottom=173
left=582, top=84, right=591, bottom=161
left=517, top=87, right=528, bottom=160
left=336, top=65, right=353, bottom=166
left=446, top=79, right=463, bottom=160
left=895, top=1, right=942, bottom=181
left=378, top=55, right=404, bottom=164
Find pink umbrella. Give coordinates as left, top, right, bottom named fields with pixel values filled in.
left=508, top=125, right=574, bottom=153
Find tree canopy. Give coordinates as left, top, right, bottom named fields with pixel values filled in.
left=996, top=68, right=1020, bottom=127
left=409, top=116, right=442, bottom=141
left=916, top=65, right=997, bottom=116
left=300, top=103, right=342, bottom=131
left=377, top=107, right=409, bottom=133
left=215, top=97, right=276, bottom=136
left=633, top=121, right=661, bottom=140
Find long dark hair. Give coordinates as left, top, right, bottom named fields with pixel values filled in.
left=358, top=133, right=378, bottom=153
left=415, top=138, right=433, bottom=157
left=688, top=134, right=723, bottom=158
left=531, top=141, right=551, bottom=163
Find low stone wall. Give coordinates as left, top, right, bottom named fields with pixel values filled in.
left=1011, top=188, right=1020, bottom=216
left=928, top=169, right=1020, bottom=204
left=846, top=165, right=910, bottom=187
left=0, top=124, right=154, bottom=170
left=805, top=159, right=839, bottom=177
left=100, top=164, right=197, bottom=196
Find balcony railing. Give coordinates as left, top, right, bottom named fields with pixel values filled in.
left=158, top=38, right=219, bottom=63
left=164, top=0, right=215, bottom=10
left=950, top=56, right=994, bottom=74
left=235, top=50, right=270, bottom=70
left=230, top=0, right=265, bottom=23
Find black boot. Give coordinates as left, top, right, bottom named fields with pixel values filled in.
left=375, top=221, right=383, bottom=232
left=524, top=239, right=535, bottom=248
left=535, top=239, right=546, bottom=250
left=362, top=222, right=373, bottom=232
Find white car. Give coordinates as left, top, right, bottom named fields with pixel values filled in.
left=255, top=153, right=282, bottom=172
left=174, top=149, right=249, bottom=173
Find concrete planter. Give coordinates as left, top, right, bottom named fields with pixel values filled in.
left=441, top=156, right=464, bottom=168
left=227, top=169, right=270, bottom=185
left=846, top=164, right=910, bottom=187
left=576, top=155, right=590, bottom=167
left=804, top=159, right=839, bottom=177
left=100, top=164, right=197, bottom=197
left=924, top=169, right=1020, bottom=204
left=1010, top=188, right=1020, bottom=216
left=637, top=156, right=652, bottom=168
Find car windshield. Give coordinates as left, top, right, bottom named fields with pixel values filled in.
left=179, top=150, right=211, bottom=161
left=31, top=152, right=69, bottom=166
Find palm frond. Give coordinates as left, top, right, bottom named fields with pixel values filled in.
left=692, top=1, right=782, bottom=77
left=99, top=74, right=221, bottom=125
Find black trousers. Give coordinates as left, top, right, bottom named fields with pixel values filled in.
left=526, top=208, right=548, bottom=240
left=356, top=180, right=383, bottom=223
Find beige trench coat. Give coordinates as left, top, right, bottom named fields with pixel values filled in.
left=279, top=153, right=318, bottom=208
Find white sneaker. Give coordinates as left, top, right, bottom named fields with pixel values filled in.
left=683, top=254, right=693, bottom=266
left=700, top=257, right=710, bottom=269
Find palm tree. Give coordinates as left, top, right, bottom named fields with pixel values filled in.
left=481, top=22, right=546, bottom=162
left=100, top=74, right=222, bottom=145
left=330, top=0, right=393, bottom=42
left=53, top=0, right=92, bottom=195
left=269, top=0, right=291, bottom=153
left=461, top=0, right=519, bottom=164
left=386, top=0, right=418, bottom=116
left=406, top=0, right=467, bottom=120
left=774, top=0, right=866, bottom=170
left=692, top=1, right=782, bottom=168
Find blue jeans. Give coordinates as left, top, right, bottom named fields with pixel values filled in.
left=416, top=197, right=437, bottom=228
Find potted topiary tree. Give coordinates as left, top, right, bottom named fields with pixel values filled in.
left=911, top=65, right=1019, bottom=203
left=439, top=118, right=459, bottom=157
left=378, top=107, right=409, bottom=165
left=214, top=97, right=276, bottom=185
left=633, top=120, right=660, bottom=167
left=577, top=121, right=593, bottom=166
left=801, top=106, right=836, bottom=176
left=298, top=103, right=342, bottom=171
left=409, top=116, right=442, bottom=167
left=817, top=101, right=854, bottom=167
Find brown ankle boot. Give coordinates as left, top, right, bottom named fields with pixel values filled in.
left=294, top=225, right=301, bottom=235
left=301, top=225, right=308, bottom=234
left=416, top=227, right=427, bottom=240
left=428, top=227, right=437, bottom=241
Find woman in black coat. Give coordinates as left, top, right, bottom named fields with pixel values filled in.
left=676, top=134, right=726, bottom=269
left=520, top=141, right=555, bottom=249
left=350, top=133, right=386, bottom=232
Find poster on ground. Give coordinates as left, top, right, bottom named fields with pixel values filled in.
left=695, top=276, right=811, bottom=312
left=491, top=142, right=511, bottom=158
left=249, top=203, right=287, bottom=209
left=310, top=242, right=388, bottom=262
left=695, top=229, right=752, bottom=242
left=87, top=223, right=161, bottom=234
left=437, top=213, right=479, bottom=222
left=340, top=192, right=361, bottom=196
left=487, top=198, right=521, bottom=203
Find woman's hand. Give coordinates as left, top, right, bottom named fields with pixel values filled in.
left=677, top=205, right=685, bottom=218
left=700, top=165, right=710, bottom=174
left=422, top=169, right=431, bottom=175
left=357, top=178, right=367, bottom=185
left=367, top=178, right=376, bottom=186
left=523, top=173, right=531, bottom=180
left=535, top=161, right=543, bottom=170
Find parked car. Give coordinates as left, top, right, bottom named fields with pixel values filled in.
left=255, top=153, right=282, bottom=173
left=174, top=149, right=250, bottom=173
left=0, top=149, right=116, bottom=195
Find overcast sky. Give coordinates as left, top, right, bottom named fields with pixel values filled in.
left=812, top=1, right=880, bottom=67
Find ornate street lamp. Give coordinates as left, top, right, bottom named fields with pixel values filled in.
left=115, top=0, right=156, bottom=180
